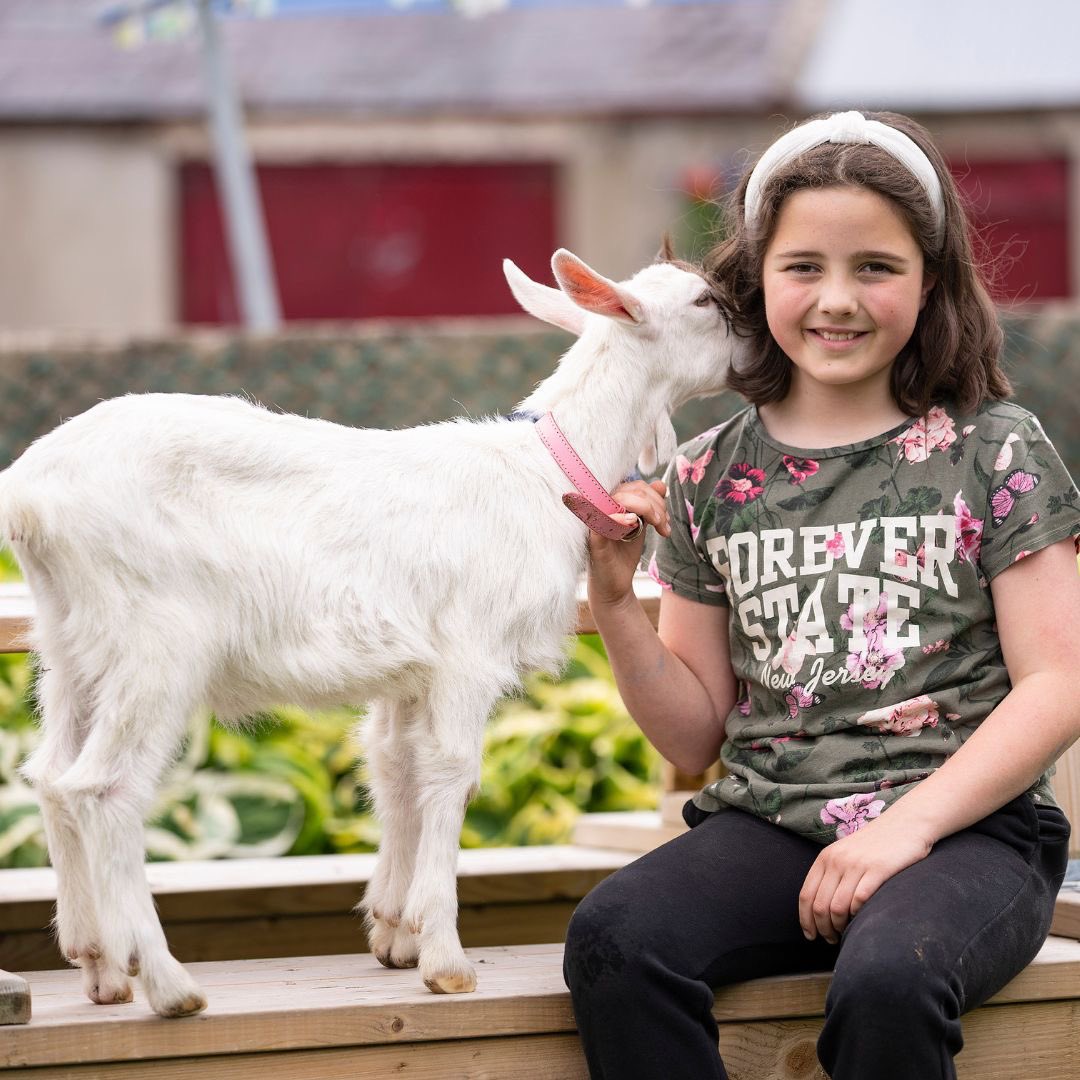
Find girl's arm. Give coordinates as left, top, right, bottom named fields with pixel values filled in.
left=799, top=537, right=1080, bottom=944
left=587, top=480, right=736, bottom=775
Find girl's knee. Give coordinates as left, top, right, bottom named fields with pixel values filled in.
left=563, top=886, right=633, bottom=997
left=827, top=935, right=960, bottom=1026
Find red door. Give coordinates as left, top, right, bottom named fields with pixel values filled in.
left=180, top=162, right=558, bottom=323
left=950, top=158, right=1070, bottom=301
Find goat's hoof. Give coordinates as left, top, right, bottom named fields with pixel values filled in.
left=158, top=991, right=208, bottom=1019
left=423, top=968, right=477, bottom=994
left=375, top=948, right=418, bottom=970
left=90, top=981, right=134, bottom=1005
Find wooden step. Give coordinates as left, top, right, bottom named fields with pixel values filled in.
left=0, top=845, right=634, bottom=974
left=3, top=938, right=1080, bottom=1078
left=1052, top=886, right=1080, bottom=938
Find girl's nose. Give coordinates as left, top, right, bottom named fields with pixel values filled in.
left=817, top=276, right=858, bottom=317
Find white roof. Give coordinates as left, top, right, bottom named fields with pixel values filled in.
left=797, top=0, right=1080, bottom=112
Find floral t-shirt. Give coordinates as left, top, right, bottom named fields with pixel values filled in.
left=651, top=401, right=1080, bottom=845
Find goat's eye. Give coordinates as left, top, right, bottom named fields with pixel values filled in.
left=694, top=292, right=715, bottom=308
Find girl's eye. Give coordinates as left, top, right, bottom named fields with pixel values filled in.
left=861, top=262, right=894, bottom=274
left=786, top=263, right=819, bottom=274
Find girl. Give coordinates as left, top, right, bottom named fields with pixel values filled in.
left=563, top=110, right=1080, bottom=1080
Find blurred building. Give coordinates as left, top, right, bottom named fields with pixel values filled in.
left=1, top=0, right=1079, bottom=334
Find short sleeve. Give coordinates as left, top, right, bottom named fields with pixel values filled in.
left=979, top=414, right=1080, bottom=581
left=650, top=453, right=730, bottom=606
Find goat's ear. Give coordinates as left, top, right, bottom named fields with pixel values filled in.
left=551, top=249, right=645, bottom=325
left=638, top=413, right=679, bottom=475
left=503, top=259, right=586, bottom=336
left=655, top=234, right=676, bottom=263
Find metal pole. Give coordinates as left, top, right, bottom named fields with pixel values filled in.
left=195, top=0, right=281, bottom=331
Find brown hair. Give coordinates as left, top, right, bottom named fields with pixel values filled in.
left=706, top=110, right=1010, bottom=413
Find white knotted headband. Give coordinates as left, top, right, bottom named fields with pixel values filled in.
left=744, top=111, right=946, bottom=247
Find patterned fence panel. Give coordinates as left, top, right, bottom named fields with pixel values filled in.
left=0, top=311, right=1077, bottom=476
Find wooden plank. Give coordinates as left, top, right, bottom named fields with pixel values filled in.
left=1053, top=743, right=1080, bottom=858
left=1052, top=888, right=1080, bottom=940
left=0, top=902, right=584, bottom=974
left=0, top=584, right=31, bottom=654
left=717, top=1000, right=1080, bottom=1080
left=0, top=969, right=30, bottom=1026
left=572, top=809, right=686, bottom=853
left=2, top=945, right=576, bottom=1069
left=0, top=1033, right=590, bottom=1080
left=0, top=846, right=634, bottom=931
left=6, top=939, right=1080, bottom=1070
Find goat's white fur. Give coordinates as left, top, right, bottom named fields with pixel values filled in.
left=0, top=249, right=740, bottom=1016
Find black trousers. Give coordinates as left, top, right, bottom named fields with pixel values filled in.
left=563, top=796, right=1069, bottom=1080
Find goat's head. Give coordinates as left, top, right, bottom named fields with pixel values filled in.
left=503, top=249, right=743, bottom=473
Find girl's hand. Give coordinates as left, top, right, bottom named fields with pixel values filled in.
left=798, top=813, right=934, bottom=944
left=586, top=479, right=671, bottom=608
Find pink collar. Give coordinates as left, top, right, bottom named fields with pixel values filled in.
left=534, top=412, right=641, bottom=541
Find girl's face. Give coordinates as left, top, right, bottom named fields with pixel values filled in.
left=762, top=185, right=935, bottom=404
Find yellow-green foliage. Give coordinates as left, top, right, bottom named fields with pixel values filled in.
left=0, top=635, right=659, bottom=866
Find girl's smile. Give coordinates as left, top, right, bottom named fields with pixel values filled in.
left=762, top=185, right=935, bottom=410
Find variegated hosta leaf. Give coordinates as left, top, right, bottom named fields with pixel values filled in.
left=148, top=771, right=304, bottom=861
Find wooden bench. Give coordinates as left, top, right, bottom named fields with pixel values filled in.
left=2, top=939, right=1079, bottom=1078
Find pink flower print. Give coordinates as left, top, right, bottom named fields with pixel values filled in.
left=962, top=425, right=976, bottom=437
left=773, top=629, right=810, bottom=677
left=647, top=553, right=673, bottom=590
left=845, top=626, right=905, bottom=690
left=994, top=431, right=1022, bottom=472
left=856, top=695, right=941, bottom=738
left=716, top=462, right=766, bottom=505
left=821, top=793, right=886, bottom=839
left=782, top=455, right=820, bottom=485
left=892, top=406, right=957, bottom=463
left=953, top=491, right=984, bottom=566
left=676, top=449, right=714, bottom=485
left=1014, top=550, right=1033, bottom=563
left=921, top=639, right=949, bottom=655
left=736, top=691, right=752, bottom=717
left=684, top=499, right=700, bottom=541
left=1028, top=513, right=1040, bottom=526
left=825, top=532, right=846, bottom=558
left=840, top=591, right=889, bottom=638
left=893, top=545, right=926, bottom=573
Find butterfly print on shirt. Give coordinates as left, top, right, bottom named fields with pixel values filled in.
left=990, top=469, right=1040, bottom=527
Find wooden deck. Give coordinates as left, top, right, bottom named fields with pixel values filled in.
left=3, top=938, right=1080, bottom=1078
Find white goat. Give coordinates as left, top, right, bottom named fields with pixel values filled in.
left=1, top=249, right=738, bottom=1018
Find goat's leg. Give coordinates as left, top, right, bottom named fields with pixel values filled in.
left=401, top=678, right=490, bottom=994
left=359, top=698, right=424, bottom=968
left=56, top=690, right=207, bottom=1018
left=20, top=660, right=124, bottom=1002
